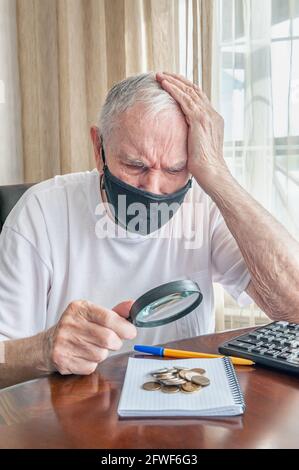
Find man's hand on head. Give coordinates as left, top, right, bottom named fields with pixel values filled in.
left=155, top=72, right=230, bottom=192
left=43, top=299, right=137, bottom=376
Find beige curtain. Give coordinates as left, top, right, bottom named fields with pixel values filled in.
left=1, top=0, right=214, bottom=183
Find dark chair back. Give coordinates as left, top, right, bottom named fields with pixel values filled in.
left=0, top=184, right=34, bottom=233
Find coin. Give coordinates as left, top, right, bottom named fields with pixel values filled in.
left=191, top=368, right=206, bottom=375
left=164, top=368, right=178, bottom=374
left=184, top=372, right=199, bottom=382
left=153, top=367, right=177, bottom=374
left=178, top=369, right=191, bottom=380
left=174, top=366, right=190, bottom=371
left=152, top=368, right=170, bottom=374
left=181, top=382, right=202, bottom=393
left=142, top=381, right=161, bottom=391
left=169, top=378, right=187, bottom=384
left=161, top=384, right=180, bottom=393
left=191, top=375, right=210, bottom=386
left=159, top=378, right=186, bottom=385
left=152, top=372, right=177, bottom=379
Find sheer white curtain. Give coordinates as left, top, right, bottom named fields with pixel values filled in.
left=177, top=0, right=214, bottom=99
left=213, top=0, right=299, bottom=330
left=0, top=0, right=23, bottom=184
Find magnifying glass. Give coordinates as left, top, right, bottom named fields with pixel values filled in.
left=128, top=279, right=203, bottom=328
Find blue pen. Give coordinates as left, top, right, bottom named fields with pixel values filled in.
left=134, top=345, right=164, bottom=356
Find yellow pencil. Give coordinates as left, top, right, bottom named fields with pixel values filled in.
left=134, top=345, right=254, bottom=366
left=164, top=348, right=254, bottom=366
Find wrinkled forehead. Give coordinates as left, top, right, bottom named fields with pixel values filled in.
left=108, top=102, right=188, bottom=157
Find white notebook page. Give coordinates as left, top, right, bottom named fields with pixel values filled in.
left=118, top=357, right=244, bottom=417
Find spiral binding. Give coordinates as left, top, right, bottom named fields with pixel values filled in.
left=223, top=357, right=246, bottom=411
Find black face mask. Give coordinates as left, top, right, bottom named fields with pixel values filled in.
left=100, top=136, right=192, bottom=235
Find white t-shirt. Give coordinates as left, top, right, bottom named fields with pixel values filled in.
left=0, top=169, right=252, bottom=354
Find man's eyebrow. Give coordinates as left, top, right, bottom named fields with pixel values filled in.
left=167, top=161, right=187, bottom=171
left=118, top=154, right=186, bottom=171
left=118, top=154, right=148, bottom=166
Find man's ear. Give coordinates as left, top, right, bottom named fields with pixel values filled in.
left=90, top=126, right=104, bottom=174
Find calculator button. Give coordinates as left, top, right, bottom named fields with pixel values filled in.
left=285, top=334, right=296, bottom=339
left=227, top=341, right=241, bottom=348
left=276, top=353, right=290, bottom=360
left=276, top=321, right=289, bottom=326
left=259, top=336, right=270, bottom=343
left=276, top=346, right=289, bottom=352
left=227, top=341, right=252, bottom=351
left=283, top=347, right=293, bottom=353
left=284, top=340, right=299, bottom=348
left=259, top=329, right=271, bottom=335
left=287, top=357, right=299, bottom=364
left=265, top=325, right=280, bottom=332
left=279, top=337, right=289, bottom=343
left=249, top=332, right=262, bottom=339
left=239, top=336, right=257, bottom=345
left=272, top=338, right=283, bottom=345
left=288, top=349, right=299, bottom=356
left=251, top=347, right=267, bottom=354
left=264, top=351, right=277, bottom=357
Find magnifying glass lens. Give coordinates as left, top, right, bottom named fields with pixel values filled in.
left=139, top=292, right=198, bottom=323
left=129, top=280, right=203, bottom=328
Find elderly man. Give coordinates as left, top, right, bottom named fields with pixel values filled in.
left=1, top=72, right=299, bottom=388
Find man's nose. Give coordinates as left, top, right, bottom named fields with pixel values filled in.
left=138, top=171, right=165, bottom=195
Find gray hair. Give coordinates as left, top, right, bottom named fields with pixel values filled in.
left=98, top=72, right=181, bottom=146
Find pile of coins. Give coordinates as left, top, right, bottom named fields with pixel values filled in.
left=142, top=366, right=210, bottom=394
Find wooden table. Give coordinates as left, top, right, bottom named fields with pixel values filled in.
left=0, top=327, right=299, bottom=449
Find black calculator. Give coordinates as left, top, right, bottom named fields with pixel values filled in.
left=219, top=320, right=299, bottom=375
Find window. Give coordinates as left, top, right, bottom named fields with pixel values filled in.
left=219, top=0, right=299, bottom=234
left=215, top=0, right=299, bottom=329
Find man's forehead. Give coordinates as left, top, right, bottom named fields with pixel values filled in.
left=113, top=106, right=188, bottom=158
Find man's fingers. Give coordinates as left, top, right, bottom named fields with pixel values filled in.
left=65, top=340, right=109, bottom=363
left=160, top=74, right=199, bottom=101
left=78, top=301, right=137, bottom=340
left=157, top=71, right=198, bottom=91
left=112, top=299, right=135, bottom=318
left=159, top=79, right=202, bottom=119
left=55, top=356, right=99, bottom=376
left=74, top=323, right=124, bottom=351
left=156, top=71, right=210, bottom=105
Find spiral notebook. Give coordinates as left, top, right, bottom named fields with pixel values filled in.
left=118, top=357, right=245, bottom=417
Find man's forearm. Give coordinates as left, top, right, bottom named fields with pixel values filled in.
left=197, top=168, right=299, bottom=321
left=0, top=330, right=54, bottom=389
